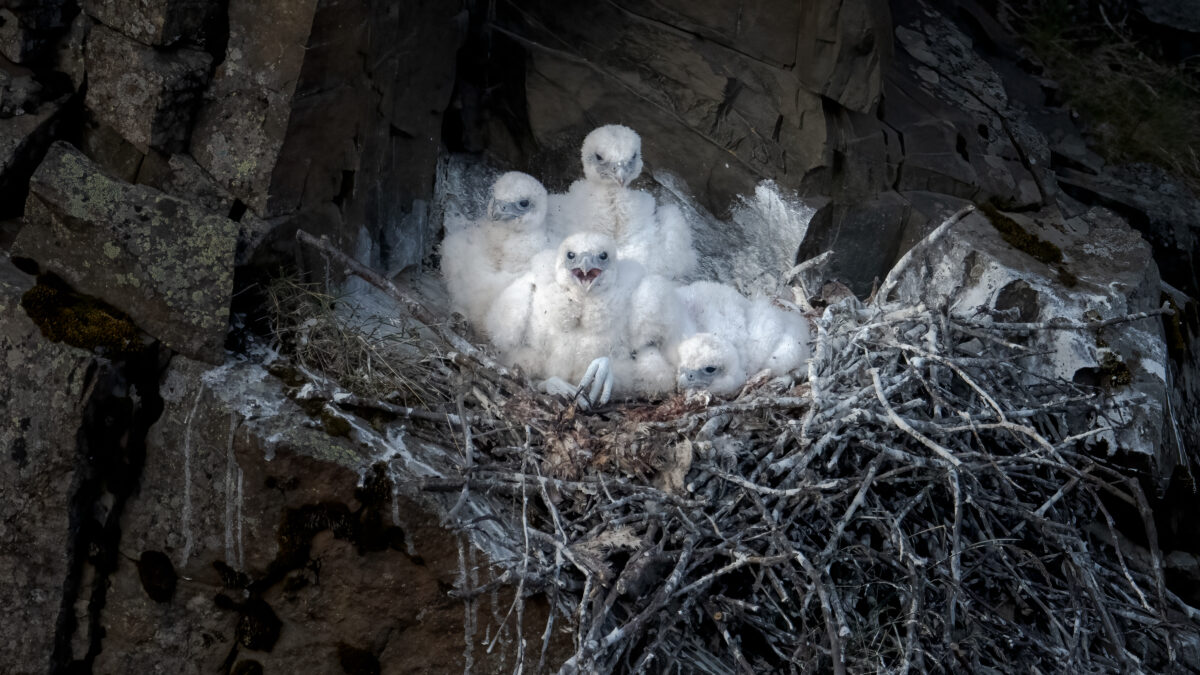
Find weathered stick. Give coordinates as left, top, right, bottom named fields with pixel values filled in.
left=876, top=205, right=975, bottom=304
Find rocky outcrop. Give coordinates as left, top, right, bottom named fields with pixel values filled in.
left=83, top=0, right=217, bottom=47
left=1, top=0, right=1197, bottom=670
left=895, top=199, right=1170, bottom=462
left=94, top=356, right=563, bottom=673
left=190, top=0, right=465, bottom=271
left=13, top=142, right=238, bottom=363
left=1054, top=163, right=1200, bottom=468
left=489, top=0, right=891, bottom=217
left=84, top=24, right=212, bottom=154
left=0, top=262, right=99, bottom=674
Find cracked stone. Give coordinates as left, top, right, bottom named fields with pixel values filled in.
left=84, top=24, right=212, bottom=154
left=12, top=142, right=238, bottom=363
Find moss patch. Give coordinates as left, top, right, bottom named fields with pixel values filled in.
left=319, top=407, right=353, bottom=438
left=21, top=277, right=146, bottom=355
left=979, top=203, right=1079, bottom=288
left=980, top=203, right=1063, bottom=265
left=1099, top=351, right=1133, bottom=388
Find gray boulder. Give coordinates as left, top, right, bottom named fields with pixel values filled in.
left=84, top=24, right=212, bottom=154
left=83, top=0, right=217, bottom=47
left=891, top=201, right=1171, bottom=466
left=0, top=261, right=102, bottom=674
left=12, top=141, right=238, bottom=363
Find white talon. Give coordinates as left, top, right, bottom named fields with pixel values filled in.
left=578, top=356, right=613, bottom=408
left=540, top=376, right=578, bottom=400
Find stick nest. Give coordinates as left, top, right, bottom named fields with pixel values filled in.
left=270, top=238, right=1194, bottom=674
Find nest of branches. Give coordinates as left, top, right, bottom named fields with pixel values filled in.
left=278, top=230, right=1193, bottom=674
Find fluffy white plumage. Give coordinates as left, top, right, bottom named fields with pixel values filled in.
left=616, top=272, right=689, bottom=395
left=547, top=125, right=697, bottom=280
left=486, top=232, right=681, bottom=404
left=744, top=296, right=811, bottom=378
left=675, top=333, right=746, bottom=396
left=441, top=171, right=551, bottom=331
left=674, top=281, right=811, bottom=395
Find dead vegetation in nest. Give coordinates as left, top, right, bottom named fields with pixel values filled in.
left=281, top=229, right=1193, bottom=673
left=265, top=274, right=434, bottom=403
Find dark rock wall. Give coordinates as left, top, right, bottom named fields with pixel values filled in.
left=1, top=0, right=1199, bottom=671
left=0, top=263, right=97, bottom=674
left=0, top=0, right=475, bottom=672
left=471, top=0, right=892, bottom=215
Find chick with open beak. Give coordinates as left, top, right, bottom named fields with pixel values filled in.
left=555, top=232, right=614, bottom=295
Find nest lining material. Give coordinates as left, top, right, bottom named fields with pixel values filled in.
left=279, top=221, right=1192, bottom=674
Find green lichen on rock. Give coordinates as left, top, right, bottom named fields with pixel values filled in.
left=20, top=279, right=146, bottom=355
left=13, top=141, right=238, bottom=363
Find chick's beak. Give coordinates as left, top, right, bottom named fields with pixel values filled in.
left=570, top=253, right=604, bottom=288
left=570, top=266, right=603, bottom=285
left=487, top=200, right=518, bottom=221
left=677, top=371, right=696, bottom=391
left=618, top=161, right=637, bottom=187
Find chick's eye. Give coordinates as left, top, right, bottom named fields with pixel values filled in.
left=566, top=251, right=576, bottom=260
left=594, top=153, right=603, bottom=161
left=704, top=366, right=717, bottom=374
left=599, top=251, right=608, bottom=261
left=518, top=199, right=530, bottom=208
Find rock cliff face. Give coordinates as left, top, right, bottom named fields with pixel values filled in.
left=0, top=0, right=1197, bottom=672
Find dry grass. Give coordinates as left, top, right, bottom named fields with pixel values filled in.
left=264, top=275, right=434, bottom=404
left=1018, top=0, right=1200, bottom=188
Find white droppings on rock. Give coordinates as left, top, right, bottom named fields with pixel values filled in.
left=179, top=385, right=203, bottom=568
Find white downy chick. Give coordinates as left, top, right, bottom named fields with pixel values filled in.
left=547, top=124, right=697, bottom=280
left=617, top=272, right=691, bottom=396
left=675, top=333, right=747, bottom=396
left=674, top=281, right=811, bottom=395
left=441, top=171, right=550, bottom=331
left=744, top=296, right=812, bottom=378
left=486, top=232, right=644, bottom=407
